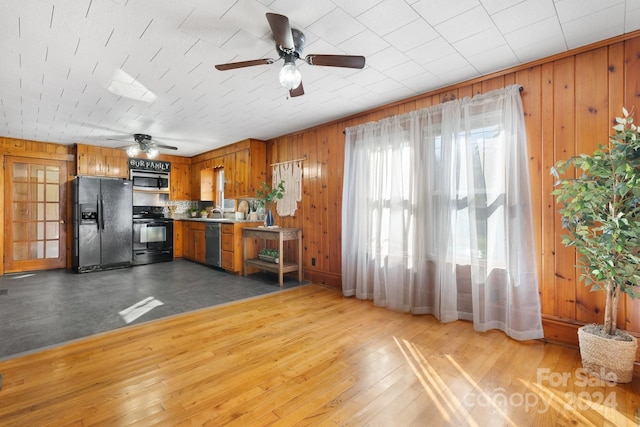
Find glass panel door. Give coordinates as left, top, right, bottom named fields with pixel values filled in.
left=4, top=156, right=67, bottom=272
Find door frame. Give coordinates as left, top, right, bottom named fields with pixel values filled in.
left=3, top=156, right=68, bottom=273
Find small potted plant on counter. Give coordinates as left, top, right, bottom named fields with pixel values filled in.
left=551, top=107, right=640, bottom=383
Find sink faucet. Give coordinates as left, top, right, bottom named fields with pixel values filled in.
left=212, top=207, right=222, bottom=214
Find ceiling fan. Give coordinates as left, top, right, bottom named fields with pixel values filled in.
left=116, top=134, right=178, bottom=159
left=215, top=12, right=366, bottom=97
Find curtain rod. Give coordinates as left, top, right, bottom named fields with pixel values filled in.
left=270, top=157, right=306, bottom=167
left=342, top=86, right=525, bottom=134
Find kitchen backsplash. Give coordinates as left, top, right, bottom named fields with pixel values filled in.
left=132, top=192, right=260, bottom=217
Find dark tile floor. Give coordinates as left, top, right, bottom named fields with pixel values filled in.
left=0, top=260, right=306, bottom=360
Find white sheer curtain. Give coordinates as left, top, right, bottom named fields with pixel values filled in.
left=342, top=85, right=543, bottom=340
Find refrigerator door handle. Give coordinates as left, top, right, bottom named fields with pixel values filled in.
left=99, top=197, right=105, bottom=230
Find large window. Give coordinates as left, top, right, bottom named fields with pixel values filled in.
left=342, top=85, right=543, bottom=341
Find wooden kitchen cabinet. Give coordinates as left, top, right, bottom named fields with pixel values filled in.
left=221, top=222, right=262, bottom=274
left=200, top=168, right=214, bottom=201
left=76, top=144, right=128, bottom=178
left=223, top=152, right=237, bottom=197
left=222, top=139, right=266, bottom=198
left=183, top=221, right=206, bottom=263
left=173, top=220, right=184, bottom=258
left=170, top=162, right=191, bottom=200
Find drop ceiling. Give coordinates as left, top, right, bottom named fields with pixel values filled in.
left=1, top=0, right=639, bottom=157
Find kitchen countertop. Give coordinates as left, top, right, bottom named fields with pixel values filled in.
left=175, top=217, right=262, bottom=224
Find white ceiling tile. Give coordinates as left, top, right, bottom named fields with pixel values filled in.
left=511, top=34, right=568, bottom=63
left=412, top=0, right=480, bottom=26
left=366, top=46, right=411, bottom=71
left=435, top=5, right=494, bottom=44
left=268, top=0, right=337, bottom=27
left=402, top=71, right=443, bottom=93
left=626, top=0, right=640, bottom=31
left=503, top=16, right=565, bottom=51
left=307, top=8, right=366, bottom=45
left=338, top=29, right=390, bottom=57
left=384, top=60, right=430, bottom=82
left=491, top=0, right=557, bottom=34
left=408, top=37, right=457, bottom=66
left=383, top=18, right=439, bottom=52
left=424, top=52, right=475, bottom=76
left=219, top=0, right=272, bottom=38
left=336, top=0, right=385, bottom=17
left=555, top=0, right=625, bottom=23
left=219, top=29, right=275, bottom=60
left=561, top=4, right=626, bottom=49
left=466, top=43, right=519, bottom=74
left=347, top=67, right=388, bottom=86
left=357, top=0, right=421, bottom=36
left=480, top=0, right=527, bottom=14
left=453, top=27, right=506, bottom=57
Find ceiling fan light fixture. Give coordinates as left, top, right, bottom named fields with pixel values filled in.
left=146, top=147, right=159, bottom=159
left=279, top=61, right=302, bottom=90
left=126, top=145, right=140, bottom=157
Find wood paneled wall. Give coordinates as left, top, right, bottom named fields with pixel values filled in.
left=267, top=31, right=640, bottom=346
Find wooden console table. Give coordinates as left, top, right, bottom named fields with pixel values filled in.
left=243, top=227, right=302, bottom=286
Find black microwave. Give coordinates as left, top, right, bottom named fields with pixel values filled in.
left=130, top=170, right=170, bottom=192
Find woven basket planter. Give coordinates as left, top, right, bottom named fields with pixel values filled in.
left=578, top=325, right=638, bottom=384
left=258, top=254, right=279, bottom=264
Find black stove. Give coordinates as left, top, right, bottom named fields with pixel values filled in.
left=133, top=205, right=169, bottom=219
left=132, top=206, right=174, bottom=265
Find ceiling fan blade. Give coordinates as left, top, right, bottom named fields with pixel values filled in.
left=305, top=54, right=366, bottom=69
left=154, top=143, right=178, bottom=150
left=266, top=13, right=294, bottom=50
left=290, top=82, right=304, bottom=98
left=215, top=58, right=276, bottom=71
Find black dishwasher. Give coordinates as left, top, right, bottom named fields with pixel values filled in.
left=205, top=223, right=221, bottom=267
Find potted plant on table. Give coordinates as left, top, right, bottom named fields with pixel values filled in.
left=551, top=107, right=640, bottom=383
left=256, top=180, right=285, bottom=227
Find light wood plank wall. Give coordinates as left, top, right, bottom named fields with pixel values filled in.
left=267, top=31, right=640, bottom=347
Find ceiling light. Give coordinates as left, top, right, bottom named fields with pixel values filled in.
left=146, top=147, right=159, bottom=159
left=126, top=145, right=140, bottom=157
left=279, top=60, right=302, bottom=90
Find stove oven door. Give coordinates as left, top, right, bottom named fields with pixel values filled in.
left=132, top=219, right=174, bottom=265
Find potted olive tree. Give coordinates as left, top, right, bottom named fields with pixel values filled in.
left=256, top=180, right=285, bottom=227
left=551, top=108, right=640, bottom=383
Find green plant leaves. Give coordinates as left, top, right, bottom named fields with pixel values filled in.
left=551, top=108, right=640, bottom=303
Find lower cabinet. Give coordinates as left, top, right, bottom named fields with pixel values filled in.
left=221, top=222, right=261, bottom=274
left=183, top=221, right=206, bottom=264
left=181, top=220, right=260, bottom=271
left=173, top=220, right=184, bottom=258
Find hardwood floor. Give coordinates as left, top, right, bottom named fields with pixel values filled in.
left=0, top=284, right=639, bottom=426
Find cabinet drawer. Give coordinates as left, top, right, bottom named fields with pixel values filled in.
left=221, top=250, right=234, bottom=270
left=221, top=233, right=234, bottom=251
left=222, top=223, right=234, bottom=234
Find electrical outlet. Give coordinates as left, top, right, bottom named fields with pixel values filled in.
left=311, top=257, right=316, bottom=266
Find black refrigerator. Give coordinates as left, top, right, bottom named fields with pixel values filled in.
left=72, top=176, right=133, bottom=273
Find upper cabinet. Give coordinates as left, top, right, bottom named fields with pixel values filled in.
left=224, top=139, right=266, bottom=199
left=77, top=139, right=265, bottom=202
left=76, top=144, right=128, bottom=178
left=200, top=167, right=214, bottom=201
left=76, top=143, right=191, bottom=199
left=170, top=162, right=191, bottom=200
left=192, top=139, right=266, bottom=201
